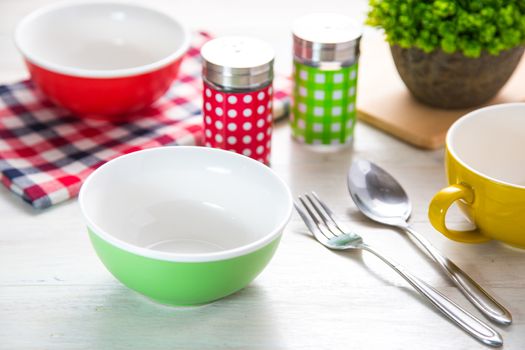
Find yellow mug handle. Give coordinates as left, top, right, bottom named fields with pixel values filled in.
left=428, top=184, right=490, bottom=243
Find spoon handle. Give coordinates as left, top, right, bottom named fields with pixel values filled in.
left=404, top=225, right=512, bottom=325
left=360, top=244, right=503, bottom=348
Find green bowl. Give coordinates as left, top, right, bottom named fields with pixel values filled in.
left=79, top=147, right=293, bottom=306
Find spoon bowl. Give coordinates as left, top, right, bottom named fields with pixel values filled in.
left=347, top=159, right=411, bottom=227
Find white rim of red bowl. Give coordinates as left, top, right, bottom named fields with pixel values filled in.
left=78, top=146, right=294, bottom=263
left=446, top=102, right=525, bottom=190
left=14, top=0, right=191, bottom=79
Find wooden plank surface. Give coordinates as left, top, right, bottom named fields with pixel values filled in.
left=357, top=37, right=525, bottom=149
left=1, top=1, right=525, bottom=349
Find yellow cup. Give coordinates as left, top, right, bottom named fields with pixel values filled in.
left=428, top=103, right=525, bottom=248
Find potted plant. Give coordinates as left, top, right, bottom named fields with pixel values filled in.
left=367, top=0, right=525, bottom=108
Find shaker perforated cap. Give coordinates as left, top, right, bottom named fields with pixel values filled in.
left=201, top=36, right=274, bottom=89
left=293, top=13, right=362, bottom=65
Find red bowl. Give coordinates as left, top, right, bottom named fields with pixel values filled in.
left=15, top=2, right=190, bottom=119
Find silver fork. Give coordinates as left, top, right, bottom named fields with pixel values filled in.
left=295, top=192, right=503, bottom=348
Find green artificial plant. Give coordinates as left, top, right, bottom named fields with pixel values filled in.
left=367, top=0, right=525, bottom=58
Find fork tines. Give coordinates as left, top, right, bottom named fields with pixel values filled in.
left=295, top=192, right=346, bottom=240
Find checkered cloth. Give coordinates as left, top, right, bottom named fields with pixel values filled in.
left=0, top=31, right=291, bottom=209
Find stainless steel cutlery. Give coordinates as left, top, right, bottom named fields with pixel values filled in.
left=295, top=192, right=503, bottom=347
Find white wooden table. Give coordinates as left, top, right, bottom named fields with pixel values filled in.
left=1, top=1, right=524, bottom=349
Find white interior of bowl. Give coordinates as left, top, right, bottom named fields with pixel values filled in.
left=79, top=147, right=293, bottom=262
left=15, top=1, right=189, bottom=77
left=448, top=103, right=525, bottom=188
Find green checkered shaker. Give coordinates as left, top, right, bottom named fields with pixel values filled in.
left=291, top=13, right=362, bottom=150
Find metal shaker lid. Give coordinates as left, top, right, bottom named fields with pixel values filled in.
left=293, top=13, right=362, bottom=65
left=201, top=36, right=274, bottom=90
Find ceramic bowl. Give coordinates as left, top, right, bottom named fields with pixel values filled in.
left=79, top=147, right=293, bottom=305
left=15, top=1, right=189, bottom=118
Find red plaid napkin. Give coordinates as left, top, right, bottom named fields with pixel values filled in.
left=0, top=31, right=291, bottom=209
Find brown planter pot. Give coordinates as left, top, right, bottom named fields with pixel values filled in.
left=390, top=45, right=525, bottom=109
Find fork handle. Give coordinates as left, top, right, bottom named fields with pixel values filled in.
left=361, top=244, right=503, bottom=348
left=403, top=225, right=512, bottom=325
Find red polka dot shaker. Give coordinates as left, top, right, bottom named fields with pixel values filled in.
left=201, top=37, right=275, bottom=164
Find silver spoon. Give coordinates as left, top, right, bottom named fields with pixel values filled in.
left=347, top=159, right=512, bottom=325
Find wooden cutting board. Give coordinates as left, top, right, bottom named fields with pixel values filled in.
left=357, top=37, right=525, bottom=149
